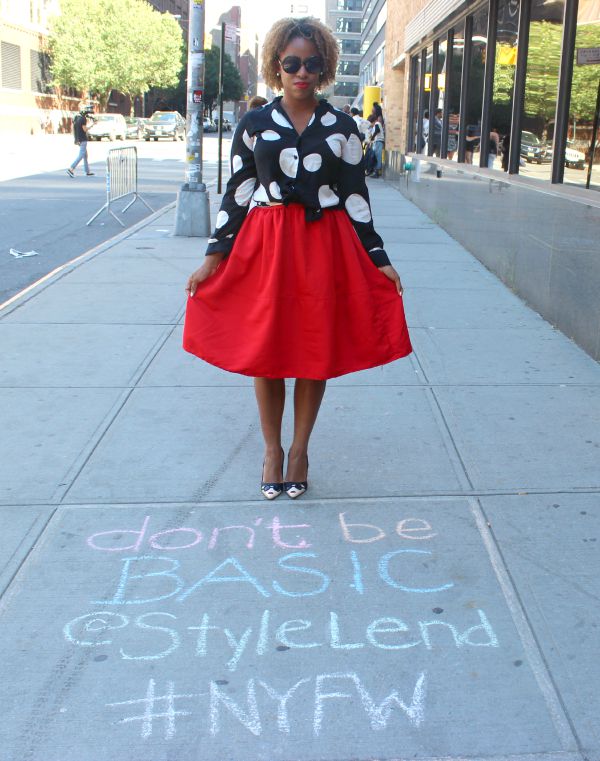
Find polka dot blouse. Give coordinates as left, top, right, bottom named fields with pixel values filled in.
left=206, top=96, right=391, bottom=267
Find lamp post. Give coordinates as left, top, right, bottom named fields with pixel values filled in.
left=174, top=0, right=210, bottom=236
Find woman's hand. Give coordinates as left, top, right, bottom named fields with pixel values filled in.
left=185, top=252, right=227, bottom=297
left=378, top=264, right=404, bottom=295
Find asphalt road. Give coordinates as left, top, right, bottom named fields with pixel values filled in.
left=0, top=134, right=226, bottom=305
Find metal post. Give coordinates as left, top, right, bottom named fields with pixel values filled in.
left=586, top=79, right=600, bottom=189
left=552, top=0, right=580, bottom=184
left=217, top=21, right=225, bottom=194
left=440, top=28, right=454, bottom=159
left=427, top=38, right=439, bottom=156
left=416, top=47, right=427, bottom=154
left=406, top=55, right=418, bottom=153
left=508, top=0, right=532, bottom=174
left=174, top=0, right=211, bottom=237
left=457, top=15, right=473, bottom=164
left=479, top=0, right=499, bottom=167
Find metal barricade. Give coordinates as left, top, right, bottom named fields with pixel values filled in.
left=87, top=146, right=153, bottom=226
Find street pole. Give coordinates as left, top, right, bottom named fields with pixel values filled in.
left=174, top=0, right=210, bottom=237
left=585, top=78, right=600, bottom=190
left=217, top=21, right=225, bottom=194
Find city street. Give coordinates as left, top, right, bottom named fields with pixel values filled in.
left=0, top=133, right=228, bottom=304
left=1, top=173, right=600, bottom=761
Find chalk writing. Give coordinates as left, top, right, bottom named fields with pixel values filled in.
left=65, top=608, right=498, bottom=668
left=106, top=671, right=427, bottom=739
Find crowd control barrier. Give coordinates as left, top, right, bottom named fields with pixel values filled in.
left=87, top=146, right=153, bottom=226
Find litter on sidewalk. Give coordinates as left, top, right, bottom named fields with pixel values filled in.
left=9, top=248, right=40, bottom=258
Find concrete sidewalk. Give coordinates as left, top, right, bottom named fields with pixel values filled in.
left=1, top=180, right=599, bottom=761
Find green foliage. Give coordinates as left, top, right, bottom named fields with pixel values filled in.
left=48, top=0, right=184, bottom=108
left=571, top=24, right=600, bottom=122
left=523, top=21, right=563, bottom=133
left=203, top=46, right=245, bottom=114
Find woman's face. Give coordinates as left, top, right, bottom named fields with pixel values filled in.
left=277, top=35, right=322, bottom=102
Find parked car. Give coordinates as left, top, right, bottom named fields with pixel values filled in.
left=520, top=131, right=546, bottom=164
left=543, top=140, right=586, bottom=170
left=125, top=117, right=145, bottom=139
left=87, top=113, right=127, bottom=141
left=203, top=117, right=216, bottom=133
left=144, top=111, right=186, bottom=141
left=213, top=116, right=232, bottom=132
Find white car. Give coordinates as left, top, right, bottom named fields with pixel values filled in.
left=87, top=113, right=127, bottom=141
left=565, top=142, right=585, bottom=170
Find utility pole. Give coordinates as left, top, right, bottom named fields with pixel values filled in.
left=174, top=0, right=210, bottom=237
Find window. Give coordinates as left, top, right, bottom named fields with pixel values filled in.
left=334, top=81, right=359, bottom=97
left=1, top=41, right=22, bottom=89
left=336, top=17, right=361, bottom=33
left=338, top=60, right=360, bottom=76
left=446, top=32, right=464, bottom=159
left=564, top=0, right=600, bottom=190
left=463, top=7, right=488, bottom=165
left=491, top=0, right=519, bottom=170
left=30, top=49, right=51, bottom=93
left=520, top=0, right=565, bottom=181
left=341, top=39, right=361, bottom=55
left=337, top=0, right=362, bottom=10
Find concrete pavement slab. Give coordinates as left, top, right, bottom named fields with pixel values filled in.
left=66, top=385, right=464, bottom=504
left=3, top=282, right=185, bottom=325
left=387, top=242, right=477, bottom=263
left=0, top=387, right=125, bottom=504
left=0, top=324, right=167, bottom=387
left=403, top=286, right=548, bottom=329
left=0, top=506, right=53, bottom=596
left=481, top=492, right=600, bottom=754
left=410, top=327, right=600, bottom=385
left=433, top=385, right=600, bottom=490
left=0, top=500, right=574, bottom=760
left=398, top=260, right=501, bottom=290
left=63, top=254, right=193, bottom=285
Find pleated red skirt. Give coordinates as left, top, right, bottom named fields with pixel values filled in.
left=183, top=203, right=412, bottom=380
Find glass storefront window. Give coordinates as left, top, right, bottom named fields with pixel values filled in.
left=419, top=50, right=433, bottom=151
left=337, top=0, right=362, bottom=9
left=447, top=31, right=464, bottom=159
left=463, top=7, right=488, bottom=165
left=564, top=0, right=600, bottom=191
left=520, top=0, right=565, bottom=181
left=409, top=54, right=420, bottom=152
left=492, top=0, right=519, bottom=171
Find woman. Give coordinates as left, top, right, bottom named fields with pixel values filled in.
left=369, top=113, right=385, bottom=178
left=183, top=17, right=412, bottom=500
left=488, top=127, right=500, bottom=169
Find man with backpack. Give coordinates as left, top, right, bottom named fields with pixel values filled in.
left=66, top=105, right=95, bottom=178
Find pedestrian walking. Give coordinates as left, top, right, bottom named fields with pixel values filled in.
left=67, top=105, right=94, bottom=177
left=248, top=95, right=268, bottom=110
left=184, top=16, right=412, bottom=501
left=369, top=113, right=385, bottom=178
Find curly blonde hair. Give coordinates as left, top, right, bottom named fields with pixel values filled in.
left=261, top=17, right=339, bottom=91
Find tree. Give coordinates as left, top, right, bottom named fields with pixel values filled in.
left=48, top=0, right=183, bottom=110
left=203, top=46, right=245, bottom=115
left=570, top=23, right=600, bottom=124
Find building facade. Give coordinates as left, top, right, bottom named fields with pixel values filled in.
left=0, top=0, right=79, bottom=134
left=325, top=0, right=363, bottom=107
left=359, top=0, right=386, bottom=99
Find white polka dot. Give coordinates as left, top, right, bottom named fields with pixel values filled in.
left=308, top=113, right=315, bottom=126
left=279, top=147, right=299, bottom=178
left=342, top=133, right=363, bottom=165
left=208, top=238, right=218, bottom=243
left=369, top=247, right=384, bottom=252
left=253, top=184, right=270, bottom=203
left=234, top=177, right=256, bottom=206
left=321, top=112, right=337, bottom=127
left=231, top=154, right=243, bottom=173
left=242, top=130, right=255, bottom=151
left=345, top=194, right=372, bottom=223
left=318, top=185, right=340, bottom=208
left=269, top=181, right=282, bottom=199
left=215, top=210, right=229, bottom=229
left=303, top=153, right=322, bottom=172
left=261, top=129, right=281, bottom=141
left=272, top=110, right=293, bottom=129
left=325, top=133, right=346, bottom=158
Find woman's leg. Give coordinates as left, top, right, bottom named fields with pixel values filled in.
left=286, top=379, right=326, bottom=481
left=254, top=378, right=286, bottom=482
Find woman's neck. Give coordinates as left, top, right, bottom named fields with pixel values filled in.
left=281, top=94, right=319, bottom=116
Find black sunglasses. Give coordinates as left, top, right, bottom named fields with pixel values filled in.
left=278, top=55, right=324, bottom=75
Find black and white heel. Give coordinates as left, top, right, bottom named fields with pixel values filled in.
left=261, top=448, right=284, bottom=501
left=284, top=456, right=309, bottom=499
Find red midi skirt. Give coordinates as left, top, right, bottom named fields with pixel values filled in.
left=183, top=204, right=412, bottom=380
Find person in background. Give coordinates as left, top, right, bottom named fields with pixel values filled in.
left=464, top=125, right=480, bottom=164
left=488, top=127, right=500, bottom=168
left=342, top=104, right=351, bottom=114
left=431, top=108, right=443, bottom=156
left=350, top=106, right=369, bottom=143
left=248, top=95, right=268, bottom=110
left=368, top=112, right=385, bottom=178
left=421, top=110, right=429, bottom=152
left=66, top=105, right=95, bottom=178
